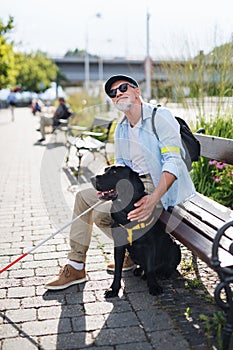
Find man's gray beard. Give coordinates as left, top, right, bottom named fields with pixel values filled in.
left=115, top=99, right=132, bottom=112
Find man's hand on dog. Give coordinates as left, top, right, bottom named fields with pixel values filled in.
left=127, top=194, right=157, bottom=222
left=128, top=172, right=176, bottom=222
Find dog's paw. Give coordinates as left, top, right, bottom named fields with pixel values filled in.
left=141, top=273, right=147, bottom=281
left=133, top=266, right=144, bottom=277
left=104, top=288, right=119, bottom=298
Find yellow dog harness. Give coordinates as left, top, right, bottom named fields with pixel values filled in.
left=119, top=216, right=155, bottom=246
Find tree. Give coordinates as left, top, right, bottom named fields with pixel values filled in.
left=0, top=16, right=16, bottom=88
left=0, top=16, right=61, bottom=92
left=14, top=51, right=59, bottom=92
left=65, top=48, right=85, bottom=56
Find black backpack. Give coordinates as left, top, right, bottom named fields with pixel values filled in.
left=152, top=107, right=200, bottom=171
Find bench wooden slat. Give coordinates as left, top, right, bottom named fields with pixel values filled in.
left=190, top=193, right=233, bottom=222
left=180, top=200, right=233, bottom=240
left=66, top=117, right=115, bottom=176
left=181, top=200, right=225, bottom=230
left=74, top=135, right=105, bottom=150
left=160, top=211, right=233, bottom=268
left=172, top=206, right=232, bottom=252
left=194, top=133, right=233, bottom=164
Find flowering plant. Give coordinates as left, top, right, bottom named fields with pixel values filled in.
left=191, top=158, right=233, bottom=209
left=191, top=115, right=233, bottom=209
left=208, top=160, right=233, bottom=208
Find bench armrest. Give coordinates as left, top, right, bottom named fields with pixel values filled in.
left=212, top=220, right=233, bottom=270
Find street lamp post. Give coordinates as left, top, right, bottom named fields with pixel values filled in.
left=85, top=13, right=101, bottom=92
left=84, top=36, right=90, bottom=91
left=98, top=39, right=112, bottom=82
left=145, top=11, right=151, bottom=101
left=98, top=56, right=103, bottom=81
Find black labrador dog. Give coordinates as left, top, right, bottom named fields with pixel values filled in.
left=91, top=165, right=181, bottom=297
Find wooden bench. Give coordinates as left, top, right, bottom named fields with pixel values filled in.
left=159, top=134, right=233, bottom=350
left=52, top=112, right=78, bottom=136
left=65, top=116, right=115, bottom=177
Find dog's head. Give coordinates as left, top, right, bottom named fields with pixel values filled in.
left=91, top=165, right=146, bottom=202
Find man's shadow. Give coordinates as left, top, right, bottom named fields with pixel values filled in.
left=42, top=283, right=88, bottom=349
left=42, top=270, right=150, bottom=349
left=42, top=263, right=223, bottom=349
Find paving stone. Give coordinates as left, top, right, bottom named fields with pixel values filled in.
left=127, top=291, right=160, bottom=311
left=22, top=318, right=72, bottom=336
left=72, top=314, right=106, bottom=331
left=136, top=309, right=175, bottom=332
left=2, top=337, right=39, bottom=350
left=0, top=298, right=20, bottom=311
left=0, top=323, right=18, bottom=338
left=80, top=347, right=113, bottom=350
left=22, top=295, right=65, bottom=308
left=105, top=311, right=139, bottom=328
left=116, top=343, right=153, bottom=350
left=40, top=332, right=94, bottom=349
left=66, top=291, right=96, bottom=304
left=5, top=308, right=37, bottom=323
left=38, top=304, right=84, bottom=320
left=7, top=286, right=35, bottom=298
left=0, top=288, right=7, bottom=298
left=9, top=269, right=35, bottom=278
left=94, top=326, right=147, bottom=346
left=34, top=251, right=66, bottom=261
left=149, top=329, right=190, bottom=350
left=84, top=301, right=114, bottom=315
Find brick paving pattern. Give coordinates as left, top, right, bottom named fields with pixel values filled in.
left=0, top=107, right=232, bottom=350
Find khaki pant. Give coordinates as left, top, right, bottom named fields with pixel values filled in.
left=40, top=115, right=53, bottom=138
left=68, top=174, right=163, bottom=262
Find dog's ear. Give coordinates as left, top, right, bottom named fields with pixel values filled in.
left=129, top=171, right=145, bottom=193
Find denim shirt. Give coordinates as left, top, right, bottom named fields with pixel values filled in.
left=114, top=102, right=196, bottom=209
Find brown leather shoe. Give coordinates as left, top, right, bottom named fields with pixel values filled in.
left=107, top=254, right=135, bottom=272
left=45, top=264, right=87, bottom=290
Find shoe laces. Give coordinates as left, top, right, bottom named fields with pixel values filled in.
left=59, top=265, right=71, bottom=277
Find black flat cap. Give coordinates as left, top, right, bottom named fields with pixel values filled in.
left=104, top=74, right=139, bottom=96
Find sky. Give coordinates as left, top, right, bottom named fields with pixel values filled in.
left=1, top=0, right=232, bottom=60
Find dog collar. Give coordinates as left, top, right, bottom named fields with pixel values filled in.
left=119, top=215, right=155, bottom=246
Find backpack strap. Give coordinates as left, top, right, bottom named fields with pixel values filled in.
left=120, top=115, right=127, bottom=124
left=152, top=105, right=182, bottom=156
left=151, top=106, right=159, bottom=139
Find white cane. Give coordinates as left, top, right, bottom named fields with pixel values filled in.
left=0, top=200, right=104, bottom=274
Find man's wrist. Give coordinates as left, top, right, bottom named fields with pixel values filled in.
left=150, top=191, right=160, bottom=206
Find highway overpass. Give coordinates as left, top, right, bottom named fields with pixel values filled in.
left=52, top=56, right=168, bottom=86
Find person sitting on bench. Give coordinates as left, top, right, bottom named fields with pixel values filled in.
left=45, top=74, right=196, bottom=290
left=37, top=97, right=71, bottom=143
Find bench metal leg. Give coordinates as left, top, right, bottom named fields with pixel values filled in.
left=76, top=151, right=84, bottom=177
left=65, top=142, right=71, bottom=165
left=221, top=283, right=233, bottom=350
left=222, top=321, right=233, bottom=350
left=212, top=283, right=233, bottom=350
left=212, top=220, right=233, bottom=350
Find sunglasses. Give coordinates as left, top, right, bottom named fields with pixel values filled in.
left=108, top=83, right=136, bottom=98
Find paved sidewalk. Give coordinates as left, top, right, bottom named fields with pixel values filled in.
left=0, top=107, right=226, bottom=350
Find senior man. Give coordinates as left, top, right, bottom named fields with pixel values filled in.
left=45, top=74, right=195, bottom=290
